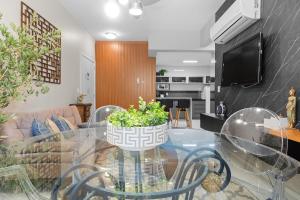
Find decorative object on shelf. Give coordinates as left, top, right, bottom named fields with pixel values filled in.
left=77, top=93, right=86, bottom=104
left=21, top=2, right=62, bottom=84
left=158, top=69, right=167, bottom=76
left=0, top=12, right=60, bottom=125
left=296, top=93, right=300, bottom=130
left=286, top=87, right=296, bottom=129
left=157, top=83, right=170, bottom=91
left=216, top=101, right=227, bottom=117
left=107, top=97, right=168, bottom=151
left=70, top=103, right=92, bottom=123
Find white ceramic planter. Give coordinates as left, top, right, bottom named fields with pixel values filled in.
left=106, top=123, right=168, bottom=151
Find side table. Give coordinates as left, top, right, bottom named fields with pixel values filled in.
left=70, top=103, right=92, bottom=122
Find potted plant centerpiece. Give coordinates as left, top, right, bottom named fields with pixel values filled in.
left=107, top=97, right=169, bottom=151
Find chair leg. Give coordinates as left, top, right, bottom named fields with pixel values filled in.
left=186, top=110, right=192, bottom=128
left=169, top=109, right=174, bottom=125
left=184, top=111, right=188, bottom=128
left=175, top=109, right=180, bottom=127
left=174, top=109, right=178, bottom=127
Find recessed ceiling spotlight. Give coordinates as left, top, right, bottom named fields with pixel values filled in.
left=105, top=0, right=120, bottom=19
left=129, top=0, right=143, bottom=16
left=182, top=60, right=198, bottom=64
left=104, top=32, right=118, bottom=40
left=118, top=0, right=129, bottom=5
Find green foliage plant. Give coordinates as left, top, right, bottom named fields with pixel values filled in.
left=0, top=13, right=61, bottom=124
left=158, top=69, right=167, bottom=76
left=108, top=97, right=168, bottom=127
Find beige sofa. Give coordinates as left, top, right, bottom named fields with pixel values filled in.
left=2, top=106, right=82, bottom=143
left=1, top=106, right=82, bottom=180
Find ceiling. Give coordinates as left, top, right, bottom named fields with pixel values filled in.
left=58, top=0, right=224, bottom=41
left=156, top=52, right=213, bottom=67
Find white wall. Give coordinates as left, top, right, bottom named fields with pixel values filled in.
left=0, top=0, right=95, bottom=113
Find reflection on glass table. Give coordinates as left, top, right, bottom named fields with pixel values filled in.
left=87, top=105, right=125, bottom=128
left=0, top=127, right=299, bottom=200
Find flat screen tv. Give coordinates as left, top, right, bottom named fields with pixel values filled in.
left=221, top=33, right=263, bottom=87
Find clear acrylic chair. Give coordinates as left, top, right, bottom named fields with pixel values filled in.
left=0, top=165, right=48, bottom=200
left=87, top=105, right=125, bottom=128
left=219, top=107, right=297, bottom=200
left=51, top=144, right=231, bottom=200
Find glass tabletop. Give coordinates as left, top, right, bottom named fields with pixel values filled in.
left=0, top=127, right=299, bottom=200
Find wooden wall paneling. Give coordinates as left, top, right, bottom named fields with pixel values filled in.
left=95, top=41, right=155, bottom=109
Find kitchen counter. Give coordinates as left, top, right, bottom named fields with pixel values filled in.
left=156, top=97, right=193, bottom=123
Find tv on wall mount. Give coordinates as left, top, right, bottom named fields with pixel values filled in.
left=221, top=33, right=263, bottom=88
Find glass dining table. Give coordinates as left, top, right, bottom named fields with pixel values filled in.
left=0, top=127, right=299, bottom=200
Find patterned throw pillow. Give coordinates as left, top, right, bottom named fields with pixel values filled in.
left=45, top=119, right=61, bottom=133
left=31, top=119, right=52, bottom=136
left=51, top=115, right=71, bottom=132
left=59, top=116, right=76, bottom=130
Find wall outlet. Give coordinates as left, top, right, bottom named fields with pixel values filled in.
left=217, top=86, right=221, bottom=93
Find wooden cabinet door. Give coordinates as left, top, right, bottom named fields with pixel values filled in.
left=95, top=41, right=155, bottom=109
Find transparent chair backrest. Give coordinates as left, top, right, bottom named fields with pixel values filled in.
left=87, top=105, right=125, bottom=128
left=220, top=107, right=288, bottom=175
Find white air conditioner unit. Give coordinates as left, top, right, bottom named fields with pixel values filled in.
left=210, top=0, right=261, bottom=44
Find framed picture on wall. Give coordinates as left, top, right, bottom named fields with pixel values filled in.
left=21, top=2, right=62, bottom=84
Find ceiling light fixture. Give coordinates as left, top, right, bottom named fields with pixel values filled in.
left=104, top=32, right=118, bottom=40
left=174, top=69, right=185, bottom=72
left=129, top=0, right=143, bottom=16
left=118, top=0, right=129, bottom=5
left=105, top=0, right=120, bottom=19
left=182, top=60, right=198, bottom=64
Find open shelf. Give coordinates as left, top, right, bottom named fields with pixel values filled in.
left=156, top=76, right=215, bottom=84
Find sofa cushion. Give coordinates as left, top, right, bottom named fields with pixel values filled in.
left=59, top=116, right=76, bottom=130
left=51, top=115, right=70, bottom=132
left=2, top=106, right=82, bottom=141
left=32, top=119, right=52, bottom=136
left=45, top=119, right=61, bottom=134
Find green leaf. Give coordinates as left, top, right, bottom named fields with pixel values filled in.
left=0, top=12, right=61, bottom=124
left=108, top=98, right=168, bottom=128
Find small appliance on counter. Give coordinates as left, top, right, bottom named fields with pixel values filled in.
left=172, top=77, right=186, bottom=83
left=157, top=83, right=170, bottom=91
